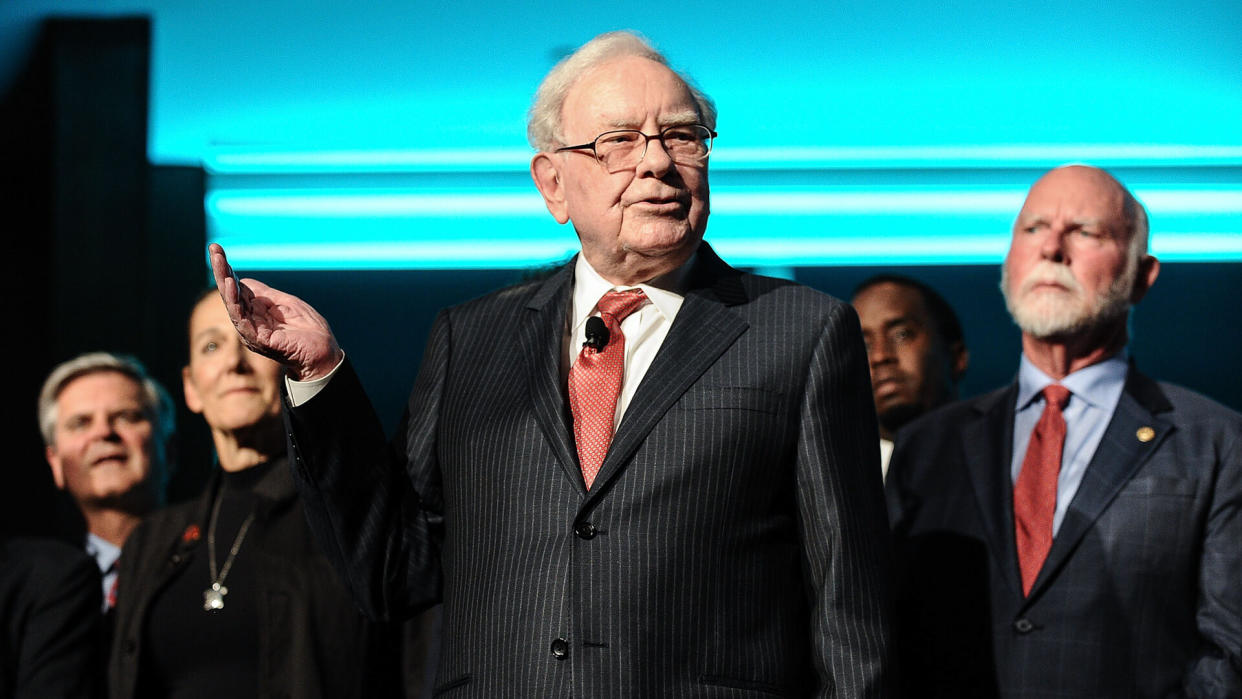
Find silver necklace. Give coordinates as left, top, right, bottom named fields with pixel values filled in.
left=202, top=492, right=256, bottom=612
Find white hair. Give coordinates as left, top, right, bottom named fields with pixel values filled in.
left=1126, top=192, right=1149, bottom=262
left=526, top=30, right=717, bottom=152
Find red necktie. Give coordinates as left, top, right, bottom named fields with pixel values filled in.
left=1014, top=384, right=1071, bottom=596
left=568, top=289, right=648, bottom=489
left=104, top=559, right=119, bottom=610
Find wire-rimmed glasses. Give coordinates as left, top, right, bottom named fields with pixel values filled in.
left=556, top=124, right=716, bottom=173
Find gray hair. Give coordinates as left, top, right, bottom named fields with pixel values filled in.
left=526, top=30, right=717, bottom=152
left=1125, top=192, right=1150, bottom=262
left=38, top=352, right=176, bottom=448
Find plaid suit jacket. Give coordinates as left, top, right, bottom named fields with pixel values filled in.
left=286, top=244, right=897, bottom=698
left=886, top=368, right=1242, bottom=698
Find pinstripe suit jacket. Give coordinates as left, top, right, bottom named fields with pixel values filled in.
left=885, top=367, right=1242, bottom=698
left=286, top=244, right=896, bottom=698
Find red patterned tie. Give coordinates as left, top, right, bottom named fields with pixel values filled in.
left=568, top=289, right=648, bottom=489
left=1014, top=384, right=1072, bottom=596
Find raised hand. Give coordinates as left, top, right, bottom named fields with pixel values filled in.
left=209, top=243, right=344, bottom=381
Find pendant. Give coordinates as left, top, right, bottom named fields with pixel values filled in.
left=202, top=582, right=228, bottom=611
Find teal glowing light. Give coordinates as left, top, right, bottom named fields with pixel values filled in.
left=207, top=170, right=1242, bottom=270
left=206, top=144, right=1242, bottom=174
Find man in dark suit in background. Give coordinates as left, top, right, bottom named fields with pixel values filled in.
left=38, top=352, right=174, bottom=614
left=852, top=276, right=968, bottom=480
left=886, top=164, right=1242, bottom=697
left=207, top=30, right=894, bottom=698
left=0, top=536, right=102, bottom=698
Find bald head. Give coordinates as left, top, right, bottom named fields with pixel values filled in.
left=1025, top=165, right=1148, bottom=259
left=1001, top=164, right=1159, bottom=346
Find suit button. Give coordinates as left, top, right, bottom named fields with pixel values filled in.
left=1013, top=618, right=1035, bottom=634
left=574, top=522, right=597, bottom=540
left=123, top=639, right=137, bottom=655
left=550, top=638, right=569, bottom=659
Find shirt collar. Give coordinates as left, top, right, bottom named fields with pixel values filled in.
left=571, top=252, right=689, bottom=332
left=85, top=532, right=122, bottom=574
left=1017, top=350, right=1129, bottom=412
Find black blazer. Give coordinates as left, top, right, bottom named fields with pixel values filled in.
left=886, top=367, right=1242, bottom=698
left=287, top=244, right=897, bottom=697
left=109, top=459, right=407, bottom=699
left=0, top=535, right=102, bottom=699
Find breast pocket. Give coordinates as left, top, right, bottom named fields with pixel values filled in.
left=1099, top=475, right=1201, bottom=574
left=674, top=386, right=783, bottom=414
left=663, top=387, right=791, bottom=475
left=1116, top=476, right=1198, bottom=498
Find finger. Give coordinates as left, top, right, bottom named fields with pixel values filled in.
left=208, top=243, right=232, bottom=299
left=208, top=244, right=250, bottom=316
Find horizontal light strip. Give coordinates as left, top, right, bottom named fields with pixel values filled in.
left=717, top=144, right=1242, bottom=169
left=207, top=166, right=1242, bottom=269
left=208, top=187, right=1242, bottom=218
left=214, top=240, right=581, bottom=268
left=208, top=148, right=533, bottom=173
left=209, top=230, right=1242, bottom=270
left=206, top=143, right=1242, bottom=174
left=717, top=189, right=1242, bottom=215
left=208, top=191, right=544, bottom=216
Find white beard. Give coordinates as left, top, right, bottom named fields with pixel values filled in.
left=1002, top=260, right=1134, bottom=339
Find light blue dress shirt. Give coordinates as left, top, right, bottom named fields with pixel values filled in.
left=1010, top=352, right=1129, bottom=535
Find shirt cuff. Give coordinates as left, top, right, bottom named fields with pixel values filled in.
left=284, top=352, right=346, bottom=407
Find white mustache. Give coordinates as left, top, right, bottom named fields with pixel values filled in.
left=1020, top=262, right=1082, bottom=297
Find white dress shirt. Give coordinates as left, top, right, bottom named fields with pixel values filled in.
left=879, top=438, right=894, bottom=482
left=565, top=254, right=685, bottom=428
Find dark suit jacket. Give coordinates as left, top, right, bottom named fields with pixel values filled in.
left=886, top=367, right=1242, bottom=698
left=287, top=244, right=896, bottom=697
left=109, top=459, right=408, bottom=699
left=0, top=535, right=103, bottom=699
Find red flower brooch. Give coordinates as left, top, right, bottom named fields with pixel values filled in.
left=182, top=524, right=201, bottom=543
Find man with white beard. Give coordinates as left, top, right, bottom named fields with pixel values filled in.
left=884, top=165, right=1242, bottom=697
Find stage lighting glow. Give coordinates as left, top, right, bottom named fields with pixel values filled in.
left=207, top=180, right=1242, bottom=270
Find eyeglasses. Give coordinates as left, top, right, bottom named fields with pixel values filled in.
left=556, top=124, right=716, bottom=173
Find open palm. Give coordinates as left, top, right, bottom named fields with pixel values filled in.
left=209, top=243, right=343, bottom=381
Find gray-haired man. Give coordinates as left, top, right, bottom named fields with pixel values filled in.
left=39, top=352, right=174, bottom=610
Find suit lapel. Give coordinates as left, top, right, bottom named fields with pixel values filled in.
left=519, top=262, right=584, bottom=495
left=1024, top=369, right=1173, bottom=602
left=961, top=384, right=1024, bottom=597
left=584, top=247, right=750, bottom=504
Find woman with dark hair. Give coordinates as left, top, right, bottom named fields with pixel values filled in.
left=109, top=292, right=406, bottom=698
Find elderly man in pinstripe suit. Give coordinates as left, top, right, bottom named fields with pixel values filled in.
left=209, top=30, right=895, bottom=698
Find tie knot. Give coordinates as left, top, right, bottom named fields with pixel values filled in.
left=596, top=289, right=648, bottom=322
left=1042, top=384, right=1071, bottom=410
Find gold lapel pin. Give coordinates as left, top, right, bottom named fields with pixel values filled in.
left=1136, top=426, right=1155, bottom=443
